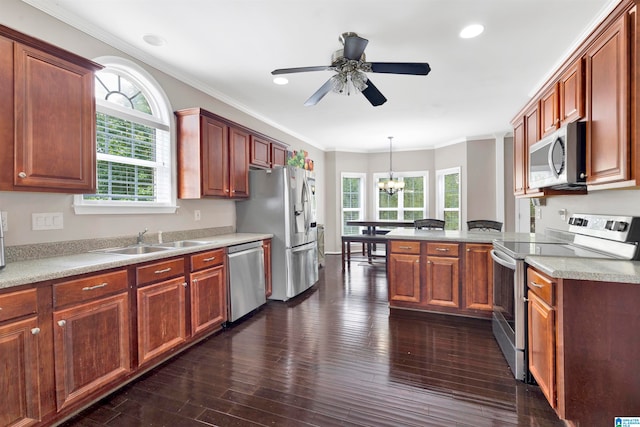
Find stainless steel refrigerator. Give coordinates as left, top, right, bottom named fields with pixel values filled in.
left=236, top=166, right=318, bottom=301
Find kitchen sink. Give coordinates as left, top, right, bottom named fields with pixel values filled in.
left=156, top=240, right=215, bottom=248
left=94, top=245, right=172, bottom=255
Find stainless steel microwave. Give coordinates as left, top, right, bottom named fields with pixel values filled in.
left=528, top=120, right=586, bottom=189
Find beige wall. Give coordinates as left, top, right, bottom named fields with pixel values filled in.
left=466, top=139, right=496, bottom=226
left=0, top=0, right=323, bottom=246
left=503, top=137, right=516, bottom=232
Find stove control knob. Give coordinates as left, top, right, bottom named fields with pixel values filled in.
left=616, top=221, right=629, bottom=232
left=606, top=220, right=615, bottom=230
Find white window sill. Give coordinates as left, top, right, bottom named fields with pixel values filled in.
left=73, top=204, right=179, bottom=215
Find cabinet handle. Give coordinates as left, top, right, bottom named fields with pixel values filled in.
left=31, top=327, right=40, bottom=335
left=435, top=247, right=449, bottom=252
left=18, top=172, right=27, bottom=178
left=57, top=320, right=66, bottom=327
left=427, top=260, right=431, bottom=264
left=529, top=281, right=544, bottom=288
left=154, top=267, right=172, bottom=274
left=202, top=256, right=216, bottom=262
left=82, top=282, right=108, bottom=291
left=398, top=246, right=413, bottom=249
left=580, top=172, right=587, bottom=179
left=415, top=260, right=419, bottom=263
left=182, top=282, right=188, bottom=287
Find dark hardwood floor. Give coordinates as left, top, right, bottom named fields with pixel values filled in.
left=61, top=255, right=564, bottom=427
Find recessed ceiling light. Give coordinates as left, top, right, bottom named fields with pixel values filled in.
left=459, top=24, right=484, bottom=39
left=142, top=34, right=167, bottom=47
left=273, top=77, right=289, bottom=85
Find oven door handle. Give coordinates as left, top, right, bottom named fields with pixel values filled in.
left=490, top=249, right=517, bottom=270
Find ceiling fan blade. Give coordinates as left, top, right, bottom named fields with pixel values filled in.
left=361, top=79, right=387, bottom=106
left=304, top=77, right=335, bottom=106
left=369, top=62, right=431, bottom=75
left=272, top=66, right=331, bottom=75
left=343, top=34, right=369, bottom=60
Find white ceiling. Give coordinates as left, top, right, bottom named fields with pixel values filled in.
left=23, top=0, right=616, bottom=152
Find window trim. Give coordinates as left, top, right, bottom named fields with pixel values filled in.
left=373, top=171, right=428, bottom=221
left=341, top=172, right=366, bottom=235
left=73, top=56, right=178, bottom=215
left=436, top=166, right=461, bottom=231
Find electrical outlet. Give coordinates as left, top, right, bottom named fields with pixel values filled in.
left=194, top=210, right=201, bottom=221
left=32, top=212, right=64, bottom=230
left=1, top=211, right=7, bottom=231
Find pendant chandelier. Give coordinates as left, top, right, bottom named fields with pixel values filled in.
left=378, top=136, right=405, bottom=196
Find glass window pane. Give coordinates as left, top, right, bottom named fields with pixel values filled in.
left=444, top=211, right=459, bottom=230
left=444, top=173, right=459, bottom=209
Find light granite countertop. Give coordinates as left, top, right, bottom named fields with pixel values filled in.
left=0, top=232, right=271, bottom=290
left=384, top=228, right=560, bottom=244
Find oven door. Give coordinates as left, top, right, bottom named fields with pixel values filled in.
left=491, top=248, right=527, bottom=381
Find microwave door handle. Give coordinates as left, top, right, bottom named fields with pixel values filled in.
left=548, top=136, right=562, bottom=178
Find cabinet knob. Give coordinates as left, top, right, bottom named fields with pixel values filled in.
left=31, top=327, right=40, bottom=335
left=18, top=172, right=27, bottom=178
left=580, top=172, right=587, bottom=179
left=182, top=282, right=188, bottom=287
left=57, top=320, right=66, bottom=327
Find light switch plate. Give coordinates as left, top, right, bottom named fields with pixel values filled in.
left=32, top=212, right=64, bottom=230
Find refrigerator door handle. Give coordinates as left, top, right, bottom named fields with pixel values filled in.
left=302, top=179, right=310, bottom=233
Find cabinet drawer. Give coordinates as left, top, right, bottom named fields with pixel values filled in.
left=191, top=248, right=225, bottom=271
left=54, top=270, right=128, bottom=308
left=137, top=258, right=185, bottom=286
left=0, top=289, right=37, bottom=322
left=426, top=242, right=460, bottom=257
left=527, top=268, right=554, bottom=305
left=390, top=241, right=420, bottom=254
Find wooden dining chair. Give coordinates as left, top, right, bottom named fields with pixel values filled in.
left=467, top=220, right=503, bottom=231
left=414, top=219, right=445, bottom=230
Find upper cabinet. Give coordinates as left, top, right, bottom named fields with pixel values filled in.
left=0, top=25, right=102, bottom=193
left=176, top=108, right=289, bottom=199
left=176, top=108, right=249, bottom=199
left=584, top=11, right=630, bottom=186
left=511, top=1, right=637, bottom=196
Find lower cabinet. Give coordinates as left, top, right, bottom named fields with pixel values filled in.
left=189, top=249, right=227, bottom=336
left=527, top=267, right=556, bottom=409
left=137, top=278, right=187, bottom=365
left=0, top=287, right=40, bottom=427
left=52, top=271, right=131, bottom=411
left=464, top=243, right=493, bottom=311
left=388, top=240, right=492, bottom=318
left=388, top=241, right=421, bottom=303
left=136, top=257, right=187, bottom=366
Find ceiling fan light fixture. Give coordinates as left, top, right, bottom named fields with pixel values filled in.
left=273, top=76, right=289, bottom=85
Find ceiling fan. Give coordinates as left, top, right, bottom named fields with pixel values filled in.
left=272, top=32, right=431, bottom=107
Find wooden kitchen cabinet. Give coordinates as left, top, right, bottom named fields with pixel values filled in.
left=540, top=84, right=559, bottom=137
left=271, top=142, right=288, bottom=167
left=388, top=241, right=421, bottom=304
left=425, top=242, right=460, bottom=308
left=189, top=249, right=227, bottom=336
left=175, top=108, right=249, bottom=199
left=0, top=25, right=101, bottom=193
left=0, top=289, right=40, bottom=426
left=136, top=258, right=187, bottom=366
left=512, top=117, right=526, bottom=196
left=263, top=239, right=272, bottom=298
left=558, top=59, right=584, bottom=126
left=584, top=12, right=630, bottom=186
left=250, top=135, right=271, bottom=168
left=527, top=267, right=556, bottom=409
left=464, top=243, right=493, bottom=312
left=52, top=270, right=131, bottom=411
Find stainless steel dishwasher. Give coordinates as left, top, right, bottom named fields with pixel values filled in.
left=227, top=241, right=266, bottom=322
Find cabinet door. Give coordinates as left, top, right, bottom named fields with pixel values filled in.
left=201, top=115, right=229, bottom=197
left=271, top=143, right=287, bottom=167
left=559, top=59, right=584, bottom=125
left=0, top=316, right=41, bottom=426
left=228, top=126, right=250, bottom=198
left=13, top=43, right=96, bottom=192
left=528, top=291, right=556, bottom=408
left=190, top=265, right=226, bottom=336
left=585, top=14, right=629, bottom=185
left=250, top=135, right=271, bottom=168
left=464, top=244, right=493, bottom=311
left=524, top=103, right=540, bottom=193
left=513, top=117, right=526, bottom=196
left=53, top=292, right=130, bottom=411
left=137, top=277, right=187, bottom=366
left=388, top=253, right=421, bottom=303
left=540, top=84, right=559, bottom=137
left=263, top=239, right=272, bottom=298
left=425, top=256, right=460, bottom=308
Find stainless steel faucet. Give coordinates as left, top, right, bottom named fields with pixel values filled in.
left=136, top=228, right=148, bottom=245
